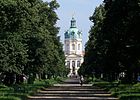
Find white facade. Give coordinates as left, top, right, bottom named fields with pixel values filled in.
left=64, top=17, right=84, bottom=77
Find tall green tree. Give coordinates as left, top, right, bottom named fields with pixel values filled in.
left=81, top=0, right=140, bottom=83
left=0, top=0, right=66, bottom=85
left=102, top=0, right=140, bottom=83
left=0, top=0, right=30, bottom=85
left=79, top=4, right=106, bottom=78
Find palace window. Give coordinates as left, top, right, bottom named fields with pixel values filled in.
left=78, top=44, right=80, bottom=50
left=77, top=61, right=80, bottom=67
left=72, top=61, right=75, bottom=67
left=72, top=44, right=75, bottom=50
left=66, top=44, right=69, bottom=51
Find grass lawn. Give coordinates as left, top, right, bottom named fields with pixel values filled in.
left=92, top=81, right=140, bottom=100
left=0, top=77, right=64, bottom=100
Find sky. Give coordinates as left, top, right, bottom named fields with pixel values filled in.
left=43, top=0, right=103, bottom=48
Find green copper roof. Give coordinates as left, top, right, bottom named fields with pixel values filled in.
left=65, top=17, right=82, bottom=39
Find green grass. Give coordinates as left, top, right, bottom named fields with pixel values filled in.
left=119, top=94, right=140, bottom=100
left=0, top=96, right=21, bottom=100
left=0, top=77, right=64, bottom=100
left=92, top=81, right=140, bottom=99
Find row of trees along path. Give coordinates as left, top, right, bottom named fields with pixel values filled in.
left=28, top=77, right=118, bottom=100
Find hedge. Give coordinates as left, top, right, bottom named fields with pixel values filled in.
left=0, top=96, right=21, bottom=100
left=119, top=94, right=140, bottom=100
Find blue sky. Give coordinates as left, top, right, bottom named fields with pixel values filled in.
left=43, top=0, right=103, bottom=48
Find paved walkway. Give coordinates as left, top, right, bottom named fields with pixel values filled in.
left=28, top=78, right=119, bottom=100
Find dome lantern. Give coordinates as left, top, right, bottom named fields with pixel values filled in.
left=70, top=17, right=76, bottom=28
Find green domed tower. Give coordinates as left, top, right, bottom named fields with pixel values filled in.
left=64, top=17, right=83, bottom=77
left=65, top=17, right=82, bottom=39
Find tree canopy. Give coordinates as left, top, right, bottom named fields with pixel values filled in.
left=0, top=0, right=66, bottom=85
left=79, top=0, right=140, bottom=83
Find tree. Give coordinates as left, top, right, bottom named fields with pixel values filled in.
left=0, top=0, right=66, bottom=85
left=102, top=0, right=140, bottom=83
left=81, top=0, right=140, bottom=83
left=0, top=0, right=30, bottom=85
left=79, top=4, right=106, bottom=78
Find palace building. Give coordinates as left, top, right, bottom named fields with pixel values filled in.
left=64, top=17, right=84, bottom=77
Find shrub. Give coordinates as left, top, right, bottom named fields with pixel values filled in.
left=0, top=96, right=21, bottom=100
left=45, top=79, right=55, bottom=87
left=0, top=78, right=61, bottom=100
left=119, top=94, right=140, bottom=100
left=0, top=84, right=7, bottom=88
left=86, top=77, right=93, bottom=83
left=54, top=77, right=63, bottom=83
left=93, top=81, right=114, bottom=90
